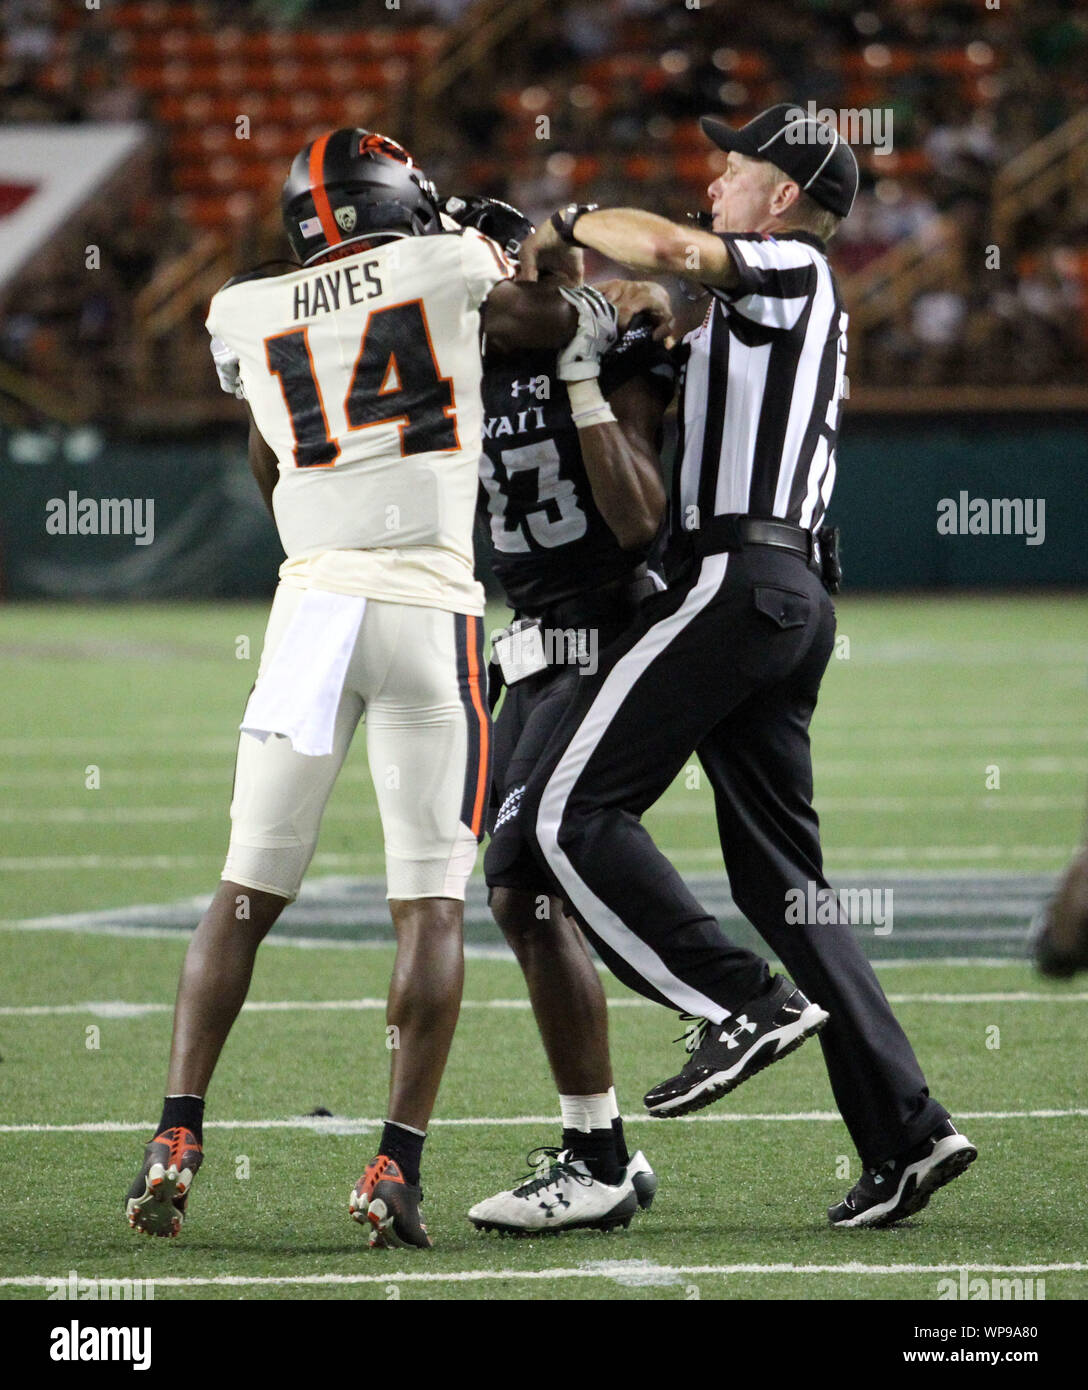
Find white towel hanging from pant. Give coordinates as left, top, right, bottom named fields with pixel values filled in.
left=240, top=589, right=367, bottom=757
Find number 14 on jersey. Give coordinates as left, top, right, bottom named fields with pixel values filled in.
left=264, top=299, right=459, bottom=467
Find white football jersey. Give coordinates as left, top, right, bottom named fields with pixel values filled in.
left=205, top=229, right=514, bottom=614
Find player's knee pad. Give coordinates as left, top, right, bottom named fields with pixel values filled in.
left=222, top=834, right=312, bottom=903
left=386, top=822, right=478, bottom=901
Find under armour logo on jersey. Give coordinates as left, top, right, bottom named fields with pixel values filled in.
left=510, top=375, right=550, bottom=400
left=719, top=1015, right=758, bottom=1049
left=334, top=206, right=357, bottom=233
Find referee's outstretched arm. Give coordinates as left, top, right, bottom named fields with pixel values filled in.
left=534, top=208, right=740, bottom=289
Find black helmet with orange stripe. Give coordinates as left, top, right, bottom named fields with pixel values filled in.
left=281, top=128, right=442, bottom=265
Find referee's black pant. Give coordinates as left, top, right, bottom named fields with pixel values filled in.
left=520, top=543, right=948, bottom=1168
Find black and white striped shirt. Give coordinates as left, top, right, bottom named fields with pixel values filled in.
left=672, top=230, right=848, bottom=537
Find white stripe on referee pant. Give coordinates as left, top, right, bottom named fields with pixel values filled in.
left=535, top=552, right=733, bottom=1024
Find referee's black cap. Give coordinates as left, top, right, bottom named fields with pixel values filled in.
left=700, top=103, right=859, bottom=219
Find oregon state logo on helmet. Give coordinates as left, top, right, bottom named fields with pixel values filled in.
left=281, top=127, right=441, bottom=265
left=357, top=132, right=412, bottom=164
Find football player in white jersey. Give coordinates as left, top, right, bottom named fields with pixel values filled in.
left=124, top=128, right=624, bottom=1250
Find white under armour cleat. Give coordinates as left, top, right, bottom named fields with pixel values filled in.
left=468, top=1147, right=640, bottom=1236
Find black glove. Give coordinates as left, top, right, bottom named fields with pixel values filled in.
left=439, top=194, right=535, bottom=257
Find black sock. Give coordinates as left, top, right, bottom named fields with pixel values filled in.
left=158, top=1095, right=204, bottom=1145
left=380, top=1121, right=425, bottom=1186
left=611, top=1115, right=631, bottom=1167
left=562, top=1127, right=622, bottom=1185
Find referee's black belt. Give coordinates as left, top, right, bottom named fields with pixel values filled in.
left=665, top=514, right=818, bottom=571
left=530, top=565, right=657, bottom=633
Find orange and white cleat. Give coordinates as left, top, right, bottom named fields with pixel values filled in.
left=349, top=1154, right=432, bottom=1250
left=125, top=1126, right=203, bottom=1238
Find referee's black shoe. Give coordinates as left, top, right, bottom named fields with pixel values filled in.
left=643, top=975, right=829, bottom=1117
left=828, top=1120, right=978, bottom=1229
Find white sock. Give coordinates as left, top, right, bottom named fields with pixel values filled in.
left=607, top=1086, right=621, bottom=1121
left=559, top=1092, right=613, bottom=1133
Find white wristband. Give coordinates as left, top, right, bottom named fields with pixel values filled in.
left=567, top=378, right=617, bottom=430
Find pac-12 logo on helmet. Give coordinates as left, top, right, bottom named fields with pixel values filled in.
left=281, top=127, right=442, bottom=265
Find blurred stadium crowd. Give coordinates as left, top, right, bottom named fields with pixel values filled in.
left=1, top=0, right=1086, bottom=424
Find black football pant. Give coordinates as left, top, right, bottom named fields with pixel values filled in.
left=519, top=545, right=948, bottom=1167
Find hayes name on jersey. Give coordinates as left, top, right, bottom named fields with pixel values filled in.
left=288, top=258, right=385, bottom=319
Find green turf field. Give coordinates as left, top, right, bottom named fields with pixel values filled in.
left=1, top=594, right=1085, bottom=920
left=1, top=596, right=1086, bottom=1300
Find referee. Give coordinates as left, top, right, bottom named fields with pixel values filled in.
left=522, top=104, right=978, bottom=1228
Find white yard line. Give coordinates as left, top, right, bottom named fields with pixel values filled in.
left=0, top=729, right=1082, bottom=757
left=0, top=805, right=381, bottom=825
left=0, top=920, right=517, bottom=958
left=0, top=855, right=215, bottom=870
left=0, top=852, right=385, bottom=871
left=3, top=1109, right=1086, bottom=1136
left=1, top=724, right=1084, bottom=751
left=2, top=990, right=1085, bottom=1019
left=814, top=728, right=1088, bottom=746
left=883, top=991, right=1088, bottom=1002
left=0, top=1262, right=1083, bottom=1289
left=0, top=768, right=373, bottom=788
left=2, top=756, right=1082, bottom=787
left=0, top=997, right=621, bottom=1018
left=0, top=919, right=1037, bottom=967
left=0, top=808, right=202, bottom=824
left=823, top=641, right=1086, bottom=663
left=0, top=737, right=241, bottom=755
left=0, top=795, right=1080, bottom=824
left=869, top=959, right=1026, bottom=969
left=657, top=796, right=1082, bottom=815
left=806, top=758, right=1088, bottom=775
left=0, top=845, right=1071, bottom=871
left=664, top=848, right=1071, bottom=868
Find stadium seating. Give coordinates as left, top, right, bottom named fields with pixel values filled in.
left=1, top=0, right=1085, bottom=421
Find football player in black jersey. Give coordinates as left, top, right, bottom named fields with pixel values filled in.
left=441, top=195, right=676, bottom=1234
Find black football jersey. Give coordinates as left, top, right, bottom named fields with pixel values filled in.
left=478, top=315, right=676, bottom=613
